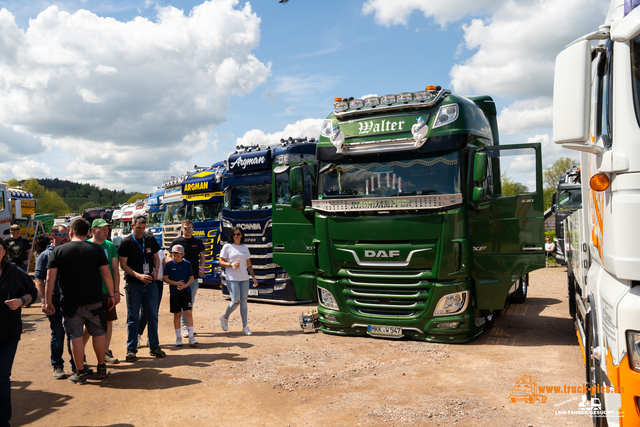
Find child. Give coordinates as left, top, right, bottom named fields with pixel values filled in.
left=163, top=244, right=197, bottom=346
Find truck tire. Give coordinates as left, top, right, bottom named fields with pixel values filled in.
left=510, top=274, right=528, bottom=304
left=586, top=314, right=608, bottom=427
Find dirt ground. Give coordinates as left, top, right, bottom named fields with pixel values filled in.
left=10, top=265, right=591, bottom=427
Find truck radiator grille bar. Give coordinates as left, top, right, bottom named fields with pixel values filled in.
left=342, top=279, right=432, bottom=318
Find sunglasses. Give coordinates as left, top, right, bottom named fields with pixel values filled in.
left=232, top=233, right=242, bottom=236
left=53, top=233, right=69, bottom=237
left=183, top=227, right=193, bottom=230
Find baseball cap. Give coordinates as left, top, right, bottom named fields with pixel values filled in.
left=171, top=244, right=185, bottom=254
left=92, top=218, right=109, bottom=228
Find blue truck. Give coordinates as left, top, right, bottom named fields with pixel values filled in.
left=146, top=188, right=165, bottom=247
left=180, top=163, right=225, bottom=287
left=221, top=138, right=317, bottom=303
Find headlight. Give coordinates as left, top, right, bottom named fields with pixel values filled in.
left=222, top=219, right=232, bottom=229
left=433, top=290, right=469, bottom=316
left=364, top=97, right=379, bottom=107
left=381, top=94, right=396, bottom=105
left=334, top=100, right=348, bottom=113
left=276, top=272, right=290, bottom=279
left=626, top=331, right=640, bottom=371
left=318, top=287, right=339, bottom=310
left=349, top=99, right=364, bottom=109
left=397, top=92, right=413, bottom=103
left=433, top=104, right=459, bottom=129
left=274, top=284, right=286, bottom=290
left=320, top=119, right=333, bottom=137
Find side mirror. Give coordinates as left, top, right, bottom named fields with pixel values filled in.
left=472, top=187, right=485, bottom=202
left=290, top=166, right=304, bottom=193
left=473, top=152, right=487, bottom=182
left=291, top=195, right=305, bottom=211
left=551, top=192, right=557, bottom=213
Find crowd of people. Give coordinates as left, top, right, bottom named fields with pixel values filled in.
left=0, top=217, right=258, bottom=427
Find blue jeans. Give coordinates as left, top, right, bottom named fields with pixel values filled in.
left=224, top=280, right=250, bottom=326
left=181, top=280, right=199, bottom=328
left=47, top=297, right=75, bottom=370
left=0, top=341, right=18, bottom=427
left=125, top=282, right=159, bottom=352
left=138, top=280, right=163, bottom=336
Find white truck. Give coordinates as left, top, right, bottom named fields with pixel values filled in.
left=553, top=0, right=640, bottom=425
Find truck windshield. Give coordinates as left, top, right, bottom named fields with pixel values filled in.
left=224, top=184, right=272, bottom=210
left=558, top=189, right=581, bottom=209
left=185, top=202, right=223, bottom=222
left=148, top=211, right=165, bottom=228
left=318, top=152, right=461, bottom=199
left=164, top=202, right=186, bottom=225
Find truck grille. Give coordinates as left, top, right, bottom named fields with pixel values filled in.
left=342, top=278, right=432, bottom=318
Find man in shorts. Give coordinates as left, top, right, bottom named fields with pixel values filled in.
left=163, top=244, right=197, bottom=346
left=43, top=218, right=116, bottom=385
left=88, top=218, right=121, bottom=364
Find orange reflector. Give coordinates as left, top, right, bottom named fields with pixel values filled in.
left=334, top=97, right=342, bottom=102
left=590, top=173, right=610, bottom=191
left=425, top=85, right=436, bottom=91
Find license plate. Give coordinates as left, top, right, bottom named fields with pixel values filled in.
left=367, top=325, right=402, bottom=337
left=248, top=289, right=258, bottom=296
left=259, top=288, right=273, bottom=294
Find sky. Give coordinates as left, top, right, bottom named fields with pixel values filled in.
left=0, top=0, right=609, bottom=193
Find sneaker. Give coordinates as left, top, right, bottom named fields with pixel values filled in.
left=149, top=347, right=166, bottom=358
left=72, top=366, right=94, bottom=375
left=69, top=371, right=88, bottom=385
left=220, top=315, right=229, bottom=332
left=176, top=337, right=183, bottom=347
left=181, top=325, right=189, bottom=338
left=97, top=364, right=107, bottom=379
left=125, top=351, right=137, bottom=363
left=137, top=334, right=145, bottom=348
left=52, top=365, right=66, bottom=380
left=105, top=350, right=119, bottom=364
left=242, top=326, right=252, bottom=336
left=189, top=336, right=198, bottom=346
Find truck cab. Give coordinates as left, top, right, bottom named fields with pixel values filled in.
left=281, top=87, right=545, bottom=342
left=162, top=173, right=189, bottom=250
left=146, top=189, right=165, bottom=247
left=180, top=163, right=225, bottom=287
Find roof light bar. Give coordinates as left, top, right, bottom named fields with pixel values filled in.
left=333, top=86, right=448, bottom=118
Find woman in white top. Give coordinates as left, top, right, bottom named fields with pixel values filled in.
left=219, top=227, right=258, bottom=335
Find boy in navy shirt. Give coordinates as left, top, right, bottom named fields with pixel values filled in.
left=163, top=245, right=197, bottom=346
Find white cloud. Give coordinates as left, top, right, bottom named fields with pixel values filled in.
left=0, top=0, right=270, bottom=189
left=498, top=97, right=553, bottom=136
left=528, top=133, right=580, bottom=170
left=450, top=0, right=607, bottom=98
left=235, top=118, right=324, bottom=149
left=11, top=160, right=51, bottom=180
left=362, top=0, right=495, bottom=27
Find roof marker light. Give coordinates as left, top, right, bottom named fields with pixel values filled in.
left=426, top=85, right=436, bottom=91
left=590, top=173, right=610, bottom=191
left=381, top=95, right=396, bottom=105
left=364, top=97, right=379, bottom=107
left=397, top=92, right=412, bottom=103
left=349, top=98, right=364, bottom=109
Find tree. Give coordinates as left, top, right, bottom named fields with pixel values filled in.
left=543, top=157, right=576, bottom=189
left=127, top=193, right=146, bottom=203
left=500, top=171, right=529, bottom=196
left=5, top=177, right=71, bottom=216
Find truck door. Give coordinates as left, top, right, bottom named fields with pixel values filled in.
left=272, top=162, right=317, bottom=301
left=468, top=143, right=545, bottom=309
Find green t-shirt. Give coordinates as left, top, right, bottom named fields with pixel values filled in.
left=88, top=238, right=118, bottom=294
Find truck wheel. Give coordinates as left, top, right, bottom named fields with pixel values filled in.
left=568, top=273, right=577, bottom=319
left=510, top=274, right=528, bottom=304
left=586, top=315, right=608, bottom=427
left=484, top=309, right=495, bottom=331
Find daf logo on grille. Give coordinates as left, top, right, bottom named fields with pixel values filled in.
left=364, top=250, right=400, bottom=258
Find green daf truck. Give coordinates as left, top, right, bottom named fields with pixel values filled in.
left=273, top=86, right=545, bottom=342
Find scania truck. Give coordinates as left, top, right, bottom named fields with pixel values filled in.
left=277, top=86, right=544, bottom=342
left=221, top=139, right=317, bottom=303
left=146, top=189, right=165, bottom=247
left=180, top=163, right=225, bottom=287
left=553, top=0, right=640, bottom=424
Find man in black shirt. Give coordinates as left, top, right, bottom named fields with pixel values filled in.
left=5, top=225, right=32, bottom=272
left=44, top=219, right=116, bottom=385
left=118, top=216, right=165, bottom=361
left=171, top=219, right=205, bottom=337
